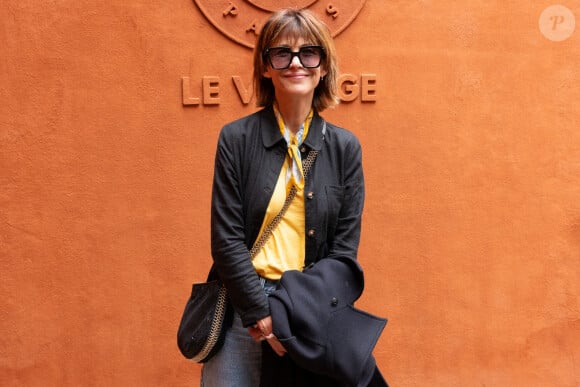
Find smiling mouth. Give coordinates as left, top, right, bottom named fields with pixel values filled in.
left=285, top=73, right=309, bottom=78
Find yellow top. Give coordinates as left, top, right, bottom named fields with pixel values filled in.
left=252, top=107, right=313, bottom=280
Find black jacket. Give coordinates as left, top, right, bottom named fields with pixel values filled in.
left=265, top=257, right=388, bottom=387
left=211, top=106, right=365, bottom=327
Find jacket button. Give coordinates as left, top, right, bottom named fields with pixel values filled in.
left=306, top=191, right=314, bottom=199
left=300, top=146, right=307, bottom=153
left=307, top=229, right=315, bottom=237
left=331, top=297, right=339, bottom=306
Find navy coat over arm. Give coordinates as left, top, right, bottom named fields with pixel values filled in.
left=266, top=257, right=388, bottom=387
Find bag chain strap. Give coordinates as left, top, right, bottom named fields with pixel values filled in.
left=249, top=147, right=319, bottom=259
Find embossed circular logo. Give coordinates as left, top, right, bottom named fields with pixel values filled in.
left=194, top=0, right=366, bottom=48
left=539, top=5, right=575, bottom=42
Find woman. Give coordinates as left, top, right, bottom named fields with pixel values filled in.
left=203, top=8, right=384, bottom=387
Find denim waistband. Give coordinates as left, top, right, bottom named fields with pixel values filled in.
left=260, top=276, right=279, bottom=296
left=260, top=277, right=279, bottom=286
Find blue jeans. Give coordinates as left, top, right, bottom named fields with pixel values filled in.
left=200, top=279, right=278, bottom=387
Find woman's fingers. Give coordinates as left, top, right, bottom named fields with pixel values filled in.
left=265, top=334, right=287, bottom=356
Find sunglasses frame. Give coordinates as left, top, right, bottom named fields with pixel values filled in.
left=263, top=45, right=325, bottom=70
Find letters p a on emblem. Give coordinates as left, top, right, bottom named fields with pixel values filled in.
left=193, top=0, right=367, bottom=48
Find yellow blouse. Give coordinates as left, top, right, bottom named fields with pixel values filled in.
left=252, top=107, right=313, bottom=280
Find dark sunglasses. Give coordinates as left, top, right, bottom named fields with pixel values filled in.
left=263, top=45, right=325, bottom=70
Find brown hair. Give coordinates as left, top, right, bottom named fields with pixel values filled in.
left=253, top=8, right=339, bottom=111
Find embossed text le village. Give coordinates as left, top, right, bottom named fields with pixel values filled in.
left=181, top=73, right=377, bottom=106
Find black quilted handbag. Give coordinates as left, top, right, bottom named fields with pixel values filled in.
left=177, top=277, right=233, bottom=362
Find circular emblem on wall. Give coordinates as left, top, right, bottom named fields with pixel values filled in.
left=194, top=0, right=366, bottom=48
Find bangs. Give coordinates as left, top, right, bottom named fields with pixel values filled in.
left=270, top=17, right=322, bottom=47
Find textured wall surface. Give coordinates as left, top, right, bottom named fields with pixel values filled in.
left=1, top=1, right=579, bottom=386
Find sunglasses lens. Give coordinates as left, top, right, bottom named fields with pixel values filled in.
left=299, top=47, right=322, bottom=68
left=266, top=46, right=323, bottom=69
left=268, top=48, right=293, bottom=69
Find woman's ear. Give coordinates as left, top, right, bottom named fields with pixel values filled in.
left=319, top=63, right=328, bottom=79
left=263, top=67, right=272, bottom=79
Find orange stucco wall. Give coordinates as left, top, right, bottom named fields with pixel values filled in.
left=1, top=1, right=579, bottom=386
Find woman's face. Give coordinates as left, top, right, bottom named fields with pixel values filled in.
left=263, top=36, right=327, bottom=104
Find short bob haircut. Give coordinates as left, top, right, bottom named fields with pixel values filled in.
left=253, top=8, right=339, bottom=112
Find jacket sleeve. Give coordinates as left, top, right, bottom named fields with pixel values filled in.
left=210, top=124, right=270, bottom=327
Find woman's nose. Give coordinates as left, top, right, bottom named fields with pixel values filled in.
left=289, top=55, right=302, bottom=68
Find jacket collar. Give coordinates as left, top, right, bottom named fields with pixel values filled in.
left=260, top=105, right=325, bottom=151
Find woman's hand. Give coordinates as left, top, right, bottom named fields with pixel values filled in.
left=248, top=316, right=287, bottom=356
